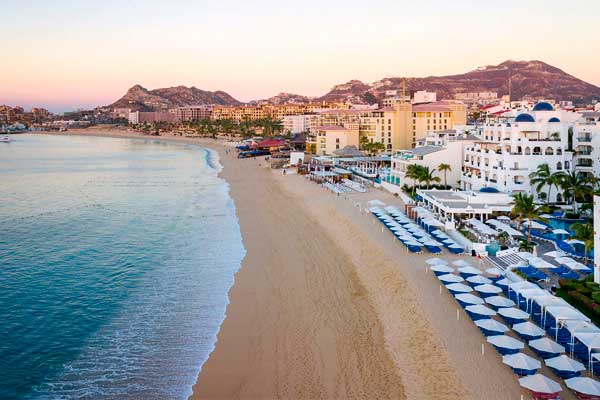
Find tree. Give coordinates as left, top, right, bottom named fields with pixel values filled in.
left=438, top=163, right=451, bottom=188
left=558, top=171, right=591, bottom=213
left=421, top=166, right=441, bottom=189
left=510, top=193, right=538, bottom=244
left=529, top=163, right=564, bottom=204
left=571, top=222, right=594, bottom=266
left=405, top=164, right=422, bottom=194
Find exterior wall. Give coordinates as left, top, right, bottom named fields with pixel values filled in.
left=308, top=128, right=359, bottom=156
left=175, top=106, right=212, bottom=121
left=595, top=195, right=600, bottom=283
left=282, top=114, right=318, bottom=134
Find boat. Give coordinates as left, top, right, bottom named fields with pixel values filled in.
left=0, top=136, right=10, bottom=143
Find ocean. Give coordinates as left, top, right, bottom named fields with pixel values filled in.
left=0, top=134, right=245, bottom=399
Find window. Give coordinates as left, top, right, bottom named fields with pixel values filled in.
left=556, top=162, right=562, bottom=170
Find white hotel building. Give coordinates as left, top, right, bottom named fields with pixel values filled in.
left=461, top=102, right=600, bottom=202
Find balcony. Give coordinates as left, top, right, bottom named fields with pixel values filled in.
left=577, top=136, right=592, bottom=143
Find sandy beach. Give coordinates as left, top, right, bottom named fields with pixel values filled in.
left=50, top=129, right=573, bottom=400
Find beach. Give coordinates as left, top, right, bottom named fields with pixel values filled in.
left=55, top=129, right=556, bottom=399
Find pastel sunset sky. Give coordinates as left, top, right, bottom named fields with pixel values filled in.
left=2, top=0, right=599, bottom=112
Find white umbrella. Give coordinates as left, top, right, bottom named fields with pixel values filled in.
left=513, top=321, right=545, bottom=338
left=458, top=266, right=482, bottom=275
left=498, top=307, right=530, bottom=320
left=445, top=283, right=473, bottom=293
left=519, top=374, right=561, bottom=394
left=540, top=214, right=554, bottom=219
left=503, top=353, right=541, bottom=370
left=426, top=257, right=447, bottom=266
left=566, top=239, right=585, bottom=245
left=545, top=355, right=585, bottom=373
left=565, top=377, right=600, bottom=397
left=438, top=274, right=464, bottom=284
left=423, top=240, right=443, bottom=247
left=474, top=284, right=502, bottom=295
left=485, top=296, right=516, bottom=308
left=497, top=215, right=511, bottom=221
left=453, top=259, right=472, bottom=268
left=552, top=229, right=570, bottom=235
left=523, top=220, right=547, bottom=230
left=544, top=250, right=566, bottom=258
left=430, top=264, right=455, bottom=274
left=465, top=304, right=497, bottom=317
left=487, top=335, right=524, bottom=350
left=466, top=275, right=493, bottom=285
left=529, top=338, right=565, bottom=354
left=485, top=267, right=504, bottom=277
left=454, top=293, right=484, bottom=305
left=475, top=319, right=509, bottom=334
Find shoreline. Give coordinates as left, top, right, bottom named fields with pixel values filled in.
left=42, top=129, right=545, bottom=399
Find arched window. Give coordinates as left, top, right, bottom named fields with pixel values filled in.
left=387, top=144, right=392, bottom=150
left=556, top=148, right=562, bottom=155
left=565, top=161, right=570, bottom=170
left=545, top=147, right=554, bottom=155
left=533, top=146, right=541, bottom=155
left=556, top=193, right=563, bottom=202
left=556, top=162, right=562, bottom=170
left=524, top=147, right=531, bottom=155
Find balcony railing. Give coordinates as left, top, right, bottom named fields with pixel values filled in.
left=577, top=137, right=592, bottom=143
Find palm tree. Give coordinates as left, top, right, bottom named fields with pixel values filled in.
left=438, top=163, right=451, bottom=188
left=511, top=193, right=538, bottom=244
left=571, top=222, right=594, bottom=265
left=529, top=164, right=564, bottom=204
left=405, top=164, right=422, bottom=194
left=558, top=171, right=591, bottom=213
left=421, top=166, right=441, bottom=189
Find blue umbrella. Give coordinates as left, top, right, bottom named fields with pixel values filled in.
left=485, top=296, right=516, bottom=310
left=498, top=307, right=530, bottom=325
left=512, top=321, right=545, bottom=341
left=545, top=355, right=585, bottom=379
left=466, top=275, right=493, bottom=286
left=474, top=284, right=502, bottom=298
left=430, top=264, right=454, bottom=276
left=446, top=283, right=473, bottom=295
left=454, top=293, right=484, bottom=308
left=438, top=274, right=464, bottom=284
left=465, top=304, right=497, bottom=321
left=529, top=337, right=565, bottom=359
left=475, top=319, right=509, bottom=336
left=487, top=335, right=525, bottom=355
left=503, top=352, right=541, bottom=376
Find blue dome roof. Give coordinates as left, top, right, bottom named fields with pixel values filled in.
left=549, top=117, right=561, bottom=123
left=480, top=187, right=499, bottom=193
left=532, top=102, right=555, bottom=111
left=515, top=113, right=536, bottom=123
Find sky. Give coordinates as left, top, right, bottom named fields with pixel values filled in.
left=2, top=0, right=599, bottom=113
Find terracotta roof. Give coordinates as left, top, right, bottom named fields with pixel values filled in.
left=412, top=104, right=451, bottom=112
left=317, top=109, right=364, bottom=115
left=316, top=125, right=348, bottom=131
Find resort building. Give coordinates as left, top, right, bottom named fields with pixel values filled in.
left=174, top=105, right=212, bottom=121
left=306, top=125, right=359, bottom=156
left=128, top=111, right=176, bottom=124
left=412, top=90, right=437, bottom=104
left=282, top=114, right=319, bottom=134
left=461, top=102, right=600, bottom=201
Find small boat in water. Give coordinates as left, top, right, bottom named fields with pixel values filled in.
left=0, top=136, right=11, bottom=143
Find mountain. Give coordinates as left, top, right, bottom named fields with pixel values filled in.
left=318, top=60, right=600, bottom=104
left=254, top=92, right=312, bottom=105
left=110, top=85, right=242, bottom=111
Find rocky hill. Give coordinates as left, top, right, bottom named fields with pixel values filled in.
left=110, top=85, right=242, bottom=111
left=318, top=60, right=600, bottom=104
left=255, top=92, right=312, bottom=105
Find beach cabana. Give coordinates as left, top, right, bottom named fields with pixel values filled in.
left=544, top=306, right=590, bottom=338
left=465, top=304, right=497, bottom=321
left=426, top=257, right=447, bottom=266
left=507, top=281, right=539, bottom=303
left=503, top=353, right=542, bottom=376
left=438, top=274, right=464, bottom=284
left=496, top=278, right=511, bottom=292
left=518, top=374, right=562, bottom=399
left=445, top=283, right=473, bottom=295
left=430, top=264, right=455, bottom=276
left=475, top=319, right=509, bottom=337
left=545, top=355, right=585, bottom=379
left=565, top=377, right=600, bottom=400
left=487, top=335, right=525, bottom=355
left=458, top=266, right=482, bottom=278
left=474, top=283, right=503, bottom=298
left=572, top=332, right=600, bottom=367
left=485, top=296, right=516, bottom=310
left=513, top=321, right=546, bottom=341
left=454, top=293, right=485, bottom=308
left=498, top=307, right=530, bottom=325
left=466, top=275, right=493, bottom=286
left=530, top=337, right=566, bottom=359
left=563, top=321, right=600, bottom=351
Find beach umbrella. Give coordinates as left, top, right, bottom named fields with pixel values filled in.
left=458, top=266, right=483, bottom=278
left=539, top=214, right=554, bottom=219
left=442, top=238, right=455, bottom=244
left=519, top=374, right=562, bottom=398
left=475, top=319, right=509, bottom=336
left=498, top=307, right=530, bottom=325
left=465, top=304, right=497, bottom=320
left=424, top=240, right=443, bottom=247
left=497, top=215, right=511, bottom=221
left=513, top=321, right=546, bottom=341
left=426, top=257, right=447, bottom=266
left=466, top=275, right=493, bottom=286
left=544, top=250, right=566, bottom=258
left=430, top=264, right=455, bottom=275
left=566, top=239, right=585, bottom=245
left=496, top=278, right=510, bottom=291
left=453, top=260, right=472, bottom=268
left=552, top=229, right=570, bottom=235
left=474, top=284, right=502, bottom=298
left=445, top=283, right=473, bottom=295
left=545, top=355, right=585, bottom=379
left=485, top=296, right=516, bottom=310
left=565, top=377, right=600, bottom=398
left=487, top=335, right=524, bottom=355
left=523, top=220, right=547, bottom=230
left=438, top=274, right=464, bottom=284
left=454, top=293, right=485, bottom=307
left=485, top=267, right=504, bottom=278
left=529, top=337, right=565, bottom=359
left=502, top=353, right=542, bottom=376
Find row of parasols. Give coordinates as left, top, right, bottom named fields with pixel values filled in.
left=427, top=257, right=600, bottom=399
left=370, top=206, right=464, bottom=254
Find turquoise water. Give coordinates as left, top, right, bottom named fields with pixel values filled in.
left=0, top=135, right=245, bottom=399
